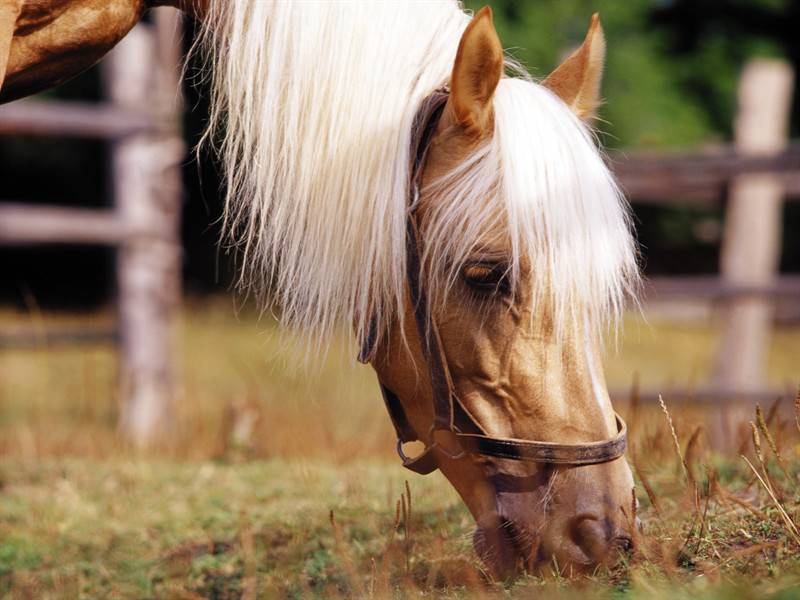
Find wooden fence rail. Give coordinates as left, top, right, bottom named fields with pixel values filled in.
left=0, top=324, right=117, bottom=348
left=0, top=203, right=126, bottom=245
left=611, top=144, right=800, bottom=202
left=646, top=275, right=800, bottom=301
left=0, top=100, right=157, bottom=139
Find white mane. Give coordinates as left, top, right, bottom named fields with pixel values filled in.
left=196, top=0, right=639, bottom=348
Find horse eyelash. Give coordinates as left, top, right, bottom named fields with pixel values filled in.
left=462, top=261, right=512, bottom=296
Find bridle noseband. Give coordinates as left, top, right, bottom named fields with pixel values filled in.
left=359, top=89, right=627, bottom=476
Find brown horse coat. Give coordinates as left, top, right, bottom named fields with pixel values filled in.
left=0, top=0, right=204, bottom=102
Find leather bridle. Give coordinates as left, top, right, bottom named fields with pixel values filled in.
left=359, top=89, right=627, bottom=476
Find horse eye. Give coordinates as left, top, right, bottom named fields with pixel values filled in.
left=462, top=262, right=509, bottom=293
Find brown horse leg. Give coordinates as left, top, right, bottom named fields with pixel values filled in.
left=0, top=1, right=21, bottom=94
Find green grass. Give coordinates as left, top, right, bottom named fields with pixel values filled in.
left=4, top=452, right=800, bottom=599
left=1, top=298, right=800, bottom=598
left=0, top=458, right=467, bottom=598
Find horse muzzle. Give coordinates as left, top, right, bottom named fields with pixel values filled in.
left=472, top=462, right=637, bottom=579
left=473, top=511, right=635, bottom=579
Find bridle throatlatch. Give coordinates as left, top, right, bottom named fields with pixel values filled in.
left=358, top=89, right=627, bottom=476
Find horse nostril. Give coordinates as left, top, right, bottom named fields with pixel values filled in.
left=571, top=516, right=609, bottom=562
left=570, top=516, right=634, bottom=563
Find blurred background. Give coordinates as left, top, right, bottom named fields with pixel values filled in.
left=0, top=0, right=798, bottom=456
left=2, top=2, right=800, bottom=597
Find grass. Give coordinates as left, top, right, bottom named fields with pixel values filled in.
left=0, top=458, right=468, bottom=598
left=1, top=298, right=800, bottom=598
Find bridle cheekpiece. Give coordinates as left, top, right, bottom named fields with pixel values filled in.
left=359, top=89, right=627, bottom=476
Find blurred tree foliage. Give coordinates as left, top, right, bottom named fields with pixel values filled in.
left=465, top=0, right=800, bottom=149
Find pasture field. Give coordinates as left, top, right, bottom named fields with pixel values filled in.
left=1, top=298, right=800, bottom=598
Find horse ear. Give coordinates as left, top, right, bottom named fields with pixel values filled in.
left=448, top=6, right=504, bottom=134
left=543, top=13, right=605, bottom=121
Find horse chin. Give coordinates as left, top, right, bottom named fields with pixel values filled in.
left=472, top=518, right=532, bottom=580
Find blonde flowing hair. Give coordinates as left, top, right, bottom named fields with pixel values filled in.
left=195, top=1, right=639, bottom=349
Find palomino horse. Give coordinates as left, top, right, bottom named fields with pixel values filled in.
left=0, top=1, right=641, bottom=578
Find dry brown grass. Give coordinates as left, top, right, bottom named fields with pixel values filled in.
left=1, top=300, right=800, bottom=598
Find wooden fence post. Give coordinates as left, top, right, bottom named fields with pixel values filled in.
left=714, top=60, right=794, bottom=394
left=103, top=13, right=184, bottom=446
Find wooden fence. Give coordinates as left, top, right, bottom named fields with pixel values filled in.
left=617, top=59, right=797, bottom=403
left=0, top=51, right=797, bottom=442
left=0, top=9, right=185, bottom=446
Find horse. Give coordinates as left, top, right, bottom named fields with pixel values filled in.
left=0, top=1, right=641, bottom=579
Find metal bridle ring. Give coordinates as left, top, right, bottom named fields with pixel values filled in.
left=427, top=424, right=467, bottom=461
left=396, top=438, right=417, bottom=464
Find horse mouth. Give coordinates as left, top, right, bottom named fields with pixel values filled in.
left=472, top=518, right=538, bottom=579
left=473, top=517, right=634, bottom=579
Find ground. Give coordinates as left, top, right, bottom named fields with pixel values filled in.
left=1, top=299, right=799, bottom=598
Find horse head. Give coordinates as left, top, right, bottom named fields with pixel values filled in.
left=369, top=8, right=639, bottom=579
